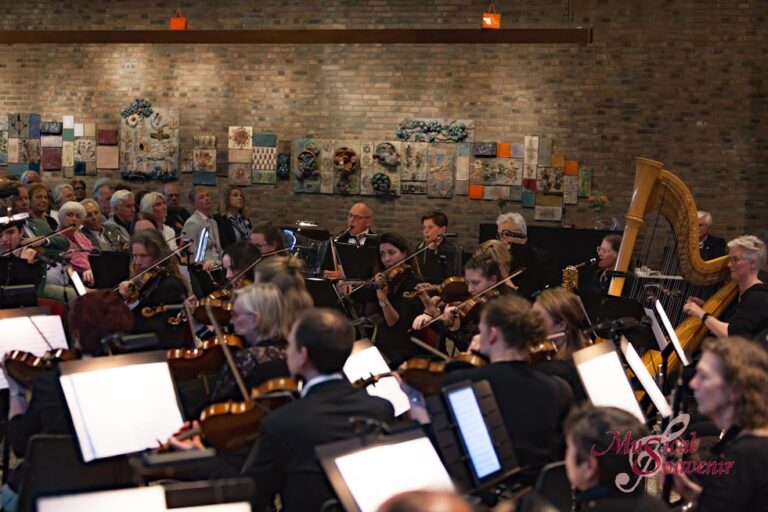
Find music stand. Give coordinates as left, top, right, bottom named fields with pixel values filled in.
left=579, top=291, right=656, bottom=352
left=335, top=241, right=378, bottom=281
left=316, top=427, right=454, bottom=512
left=0, top=284, right=37, bottom=308
left=89, top=251, right=130, bottom=289
left=304, top=277, right=346, bottom=310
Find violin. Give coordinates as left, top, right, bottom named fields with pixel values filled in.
left=402, top=276, right=469, bottom=303
left=123, top=267, right=163, bottom=302
left=528, top=339, right=558, bottom=364
left=3, top=349, right=79, bottom=388
left=166, top=335, right=245, bottom=382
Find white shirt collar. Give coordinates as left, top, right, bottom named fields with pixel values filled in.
left=300, top=372, right=344, bottom=398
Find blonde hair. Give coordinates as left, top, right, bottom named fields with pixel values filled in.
left=474, top=239, right=511, bottom=276
left=534, top=287, right=589, bottom=360
left=727, top=235, right=767, bottom=269
left=253, top=255, right=314, bottom=337
left=221, top=186, right=249, bottom=218
left=233, top=282, right=285, bottom=342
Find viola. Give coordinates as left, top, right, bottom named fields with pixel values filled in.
left=166, top=335, right=245, bottom=382
left=403, top=276, right=469, bottom=304
left=164, top=377, right=300, bottom=452
left=3, top=349, right=79, bottom=388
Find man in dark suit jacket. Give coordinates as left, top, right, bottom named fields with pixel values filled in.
left=698, top=211, right=727, bottom=260
left=243, top=308, right=395, bottom=511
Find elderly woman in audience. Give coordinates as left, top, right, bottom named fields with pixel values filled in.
left=27, top=183, right=58, bottom=233
left=140, top=191, right=177, bottom=250
left=673, top=336, right=768, bottom=511
left=56, top=201, right=95, bottom=285
left=49, top=184, right=75, bottom=224
left=683, top=235, right=768, bottom=338
left=71, top=179, right=87, bottom=202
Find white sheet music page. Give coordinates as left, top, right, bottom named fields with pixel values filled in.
left=620, top=338, right=672, bottom=418
left=655, top=300, right=689, bottom=366
left=37, top=486, right=166, bottom=512
left=343, top=345, right=410, bottom=416
left=576, top=349, right=646, bottom=422
left=0, top=315, right=68, bottom=389
left=60, top=361, right=184, bottom=462
left=643, top=306, right=669, bottom=352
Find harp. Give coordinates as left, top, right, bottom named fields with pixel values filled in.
left=608, top=158, right=737, bottom=376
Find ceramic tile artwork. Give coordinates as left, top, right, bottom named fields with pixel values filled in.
left=426, top=152, right=455, bottom=199
left=400, top=142, right=427, bottom=181
left=62, top=115, right=74, bottom=129
left=97, top=145, right=119, bottom=170
left=120, top=108, right=179, bottom=180
left=564, top=175, right=578, bottom=204
left=228, top=149, right=252, bottom=164
left=401, top=182, right=427, bottom=194
left=192, top=171, right=217, bottom=186
left=252, top=170, right=277, bottom=185
left=74, top=161, right=86, bottom=176
left=252, top=133, right=277, bottom=148
left=534, top=193, right=563, bottom=222
left=332, top=140, right=361, bottom=195
left=276, top=153, right=290, bottom=180
left=8, top=164, right=30, bottom=177
left=97, top=129, right=118, bottom=146
left=512, top=143, right=524, bottom=159
left=509, top=186, right=522, bottom=201
left=192, top=149, right=217, bottom=171
left=537, top=166, right=564, bottom=194
left=470, top=158, right=522, bottom=186
left=368, top=141, right=401, bottom=197
left=522, top=190, right=536, bottom=208
left=62, top=129, right=75, bottom=142
left=228, top=126, right=253, bottom=150
left=41, top=147, right=62, bottom=171
left=524, top=136, right=539, bottom=166
left=454, top=180, right=469, bottom=196
left=7, top=138, right=20, bottom=164
left=40, top=121, right=62, bottom=135
left=293, top=139, right=322, bottom=194
left=28, top=114, right=41, bottom=139
left=74, top=123, right=84, bottom=138
left=483, top=185, right=510, bottom=201
left=62, top=141, right=74, bottom=168
left=20, top=139, right=41, bottom=164
left=41, top=135, right=63, bottom=148
left=472, top=142, right=497, bottom=157
left=83, top=123, right=96, bottom=138
left=252, top=147, right=277, bottom=171
left=228, top=164, right=251, bottom=186
left=318, top=140, right=336, bottom=194
left=359, top=142, right=375, bottom=195
left=8, top=113, right=28, bottom=139
left=455, top=142, right=470, bottom=181
left=74, top=139, right=97, bottom=163
left=396, top=118, right=475, bottom=143
left=0, top=128, right=6, bottom=165
left=193, top=134, right=216, bottom=149
left=537, top=137, right=552, bottom=167
left=578, top=167, right=592, bottom=197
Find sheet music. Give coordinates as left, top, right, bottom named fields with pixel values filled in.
left=644, top=306, right=669, bottom=351
left=620, top=338, right=672, bottom=418
left=38, top=486, right=166, bottom=512
left=60, top=361, right=184, bottom=462
left=446, top=386, right=502, bottom=479
left=334, top=437, right=454, bottom=512
left=654, top=300, right=689, bottom=367
left=343, top=346, right=410, bottom=416
left=575, top=349, right=646, bottom=422
left=0, top=315, right=68, bottom=389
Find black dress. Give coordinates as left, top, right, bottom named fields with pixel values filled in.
left=375, top=272, right=425, bottom=368
left=130, top=269, right=191, bottom=349
left=726, top=283, right=768, bottom=338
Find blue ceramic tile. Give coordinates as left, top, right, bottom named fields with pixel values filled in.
left=252, top=133, right=277, bottom=147
left=28, top=113, right=41, bottom=138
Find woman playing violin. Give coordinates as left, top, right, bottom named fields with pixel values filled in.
left=209, top=282, right=291, bottom=402
left=222, top=241, right=260, bottom=288
left=0, top=216, right=45, bottom=292
left=117, top=229, right=190, bottom=348
left=531, top=287, right=589, bottom=402
left=371, top=233, right=426, bottom=368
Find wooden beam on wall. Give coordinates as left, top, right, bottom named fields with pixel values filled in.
left=0, top=28, right=592, bottom=45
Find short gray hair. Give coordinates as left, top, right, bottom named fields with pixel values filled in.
left=140, top=192, right=164, bottom=214
left=110, top=189, right=134, bottom=213
left=697, top=211, right=713, bottom=227
left=92, top=177, right=113, bottom=197
left=80, top=198, right=99, bottom=210
left=58, top=200, right=86, bottom=220
left=728, top=235, right=767, bottom=269
left=51, top=184, right=74, bottom=205
left=496, top=212, right=527, bottom=235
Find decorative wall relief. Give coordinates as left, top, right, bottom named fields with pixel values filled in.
left=62, top=141, right=74, bottom=168
left=74, top=139, right=97, bottom=163
left=193, top=149, right=217, bottom=171
left=368, top=141, right=400, bottom=197
left=399, top=142, right=426, bottom=183
left=28, top=114, right=41, bottom=139
left=537, top=166, right=564, bottom=194
left=228, top=126, right=253, bottom=150
left=578, top=167, right=592, bottom=198
left=293, top=139, right=322, bottom=194
left=119, top=100, right=179, bottom=180
left=396, top=118, right=474, bottom=143
left=193, top=134, right=216, bottom=149
left=192, top=133, right=217, bottom=178
left=426, top=150, right=455, bottom=199
left=228, top=163, right=251, bottom=186
left=40, top=121, right=62, bottom=135
left=332, top=141, right=360, bottom=195
left=276, top=140, right=291, bottom=181
left=41, top=135, right=63, bottom=148
left=0, top=116, right=7, bottom=166
left=8, top=113, right=29, bottom=139
left=472, top=142, right=497, bottom=157
left=470, top=158, right=522, bottom=186
left=19, top=139, right=41, bottom=164
left=534, top=193, right=563, bottom=222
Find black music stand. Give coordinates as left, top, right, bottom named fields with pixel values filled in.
left=578, top=291, right=656, bottom=352
left=335, top=241, right=378, bottom=281
left=304, top=277, right=347, bottom=310
left=89, top=251, right=130, bottom=289
left=0, top=284, right=37, bottom=308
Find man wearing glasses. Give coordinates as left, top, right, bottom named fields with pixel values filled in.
left=342, top=202, right=375, bottom=246
left=496, top=212, right=558, bottom=299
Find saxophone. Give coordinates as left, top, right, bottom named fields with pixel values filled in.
left=561, top=258, right=596, bottom=292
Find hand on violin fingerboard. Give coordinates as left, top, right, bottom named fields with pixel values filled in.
left=374, top=273, right=389, bottom=298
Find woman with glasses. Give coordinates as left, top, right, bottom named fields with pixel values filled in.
left=683, top=235, right=768, bottom=338
left=580, top=234, right=621, bottom=295
left=250, top=221, right=285, bottom=256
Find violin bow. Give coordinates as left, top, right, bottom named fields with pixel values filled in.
left=111, top=240, right=192, bottom=293
left=0, top=225, right=76, bottom=258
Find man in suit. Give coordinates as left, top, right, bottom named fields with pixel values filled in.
left=243, top=308, right=395, bottom=511
left=564, top=405, right=670, bottom=511
left=698, top=211, right=726, bottom=260
left=496, top=212, right=559, bottom=298
left=182, top=187, right=223, bottom=271
left=418, top=211, right=461, bottom=284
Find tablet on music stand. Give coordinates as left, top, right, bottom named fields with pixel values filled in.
left=316, top=428, right=454, bottom=512
left=59, top=351, right=184, bottom=462
left=335, top=242, right=378, bottom=281
left=573, top=342, right=646, bottom=423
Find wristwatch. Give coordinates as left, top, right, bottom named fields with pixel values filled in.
left=379, top=300, right=390, bottom=308
left=702, top=312, right=712, bottom=322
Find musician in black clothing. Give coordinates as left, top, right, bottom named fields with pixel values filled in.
left=496, top=212, right=558, bottom=298
left=564, top=405, right=670, bottom=511
left=683, top=235, right=768, bottom=339
left=117, top=229, right=190, bottom=348
left=249, top=220, right=285, bottom=255
left=580, top=234, right=621, bottom=296
left=673, top=337, right=768, bottom=511
left=0, top=217, right=45, bottom=292
left=373, top=232, right=425, bottom=368
left=698, top=211, right=727, bottom=260
left=418, top=211, right=460, bottom=284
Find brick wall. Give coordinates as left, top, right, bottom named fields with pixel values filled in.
left=0, top=0, right=765, bottom=252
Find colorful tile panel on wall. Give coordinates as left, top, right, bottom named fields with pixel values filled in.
left=119, top=105, right=179, bottom=180
left=293, top=139, right=323, bottom=194
left=426, top=149, right=455, bottom=199
left=396, top=118, right=475, bottom=143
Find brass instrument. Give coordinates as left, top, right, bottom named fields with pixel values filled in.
left=609, top=158, right=737, bottom=376
left=561, top=258, right=596, bottom=293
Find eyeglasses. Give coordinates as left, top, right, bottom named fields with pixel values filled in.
left=596, top=246, right=613, bottom=255
left=497, top=230, right=526, bottom=240
left=348, top=214, right=371, bottom=222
